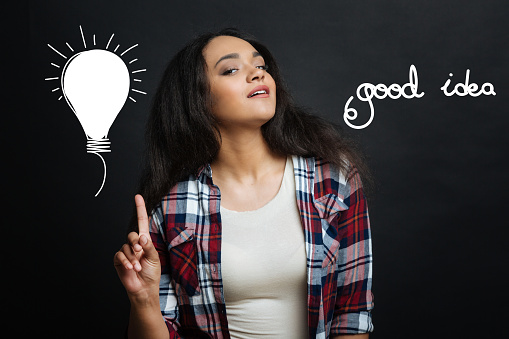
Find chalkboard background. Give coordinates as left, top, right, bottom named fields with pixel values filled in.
left=24, top=0, right=508, bottom=338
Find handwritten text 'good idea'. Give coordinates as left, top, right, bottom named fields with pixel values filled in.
left=343, top=65, right=496, bottom=129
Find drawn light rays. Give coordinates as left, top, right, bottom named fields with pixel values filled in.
left=45, top=25, right=147, bottom=104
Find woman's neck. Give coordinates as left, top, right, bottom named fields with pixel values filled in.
left=210, top=127, right=285, bottom=185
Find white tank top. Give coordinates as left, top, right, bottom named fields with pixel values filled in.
left=220, top=156, right=308, bottom=338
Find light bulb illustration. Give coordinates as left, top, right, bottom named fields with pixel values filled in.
left=45, top=25, right=147, bottom=196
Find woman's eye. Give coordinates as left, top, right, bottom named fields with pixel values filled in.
left=222, top=68, right=238, bottom=75
left=222, top=64, right=268, bottom=76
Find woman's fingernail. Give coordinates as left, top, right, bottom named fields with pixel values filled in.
left=134, top=263, right=142, bottom=271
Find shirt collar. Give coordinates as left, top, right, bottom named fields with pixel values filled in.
left=195, top=163, right=213, bottom=182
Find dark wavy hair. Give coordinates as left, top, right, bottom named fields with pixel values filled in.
left=128, top=27, right=374, bottom=232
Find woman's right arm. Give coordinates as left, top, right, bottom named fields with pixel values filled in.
left=127, top=266, right=170, bottom=339
left=114, top=195, right=173, bottom=339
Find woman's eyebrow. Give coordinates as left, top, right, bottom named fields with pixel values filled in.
left=214, top=51, right=262, bottom=68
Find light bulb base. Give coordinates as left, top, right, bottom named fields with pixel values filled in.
left=86, top=137, right=111, bottom=153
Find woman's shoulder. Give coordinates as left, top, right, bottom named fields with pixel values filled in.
left=153, top=169, right=212, bottom=215
left=162, top=165, right=212, bottom=197
left=291, top=155, right=351, bottom=184
left=292, top=154, right=362, bottom=202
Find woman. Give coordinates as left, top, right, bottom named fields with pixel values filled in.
left=114, top=27, right=374, bottom=339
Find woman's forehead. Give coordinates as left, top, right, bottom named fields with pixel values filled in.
left=203, top=36, right=258, bottom=64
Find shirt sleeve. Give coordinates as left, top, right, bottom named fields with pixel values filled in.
left=330, top=165, right=375, bottom=335
left=149, top=203, right=183, bottom=338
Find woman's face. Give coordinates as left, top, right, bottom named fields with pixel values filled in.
left=203, top=35, right=277, bottom=129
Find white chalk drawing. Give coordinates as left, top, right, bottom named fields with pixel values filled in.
left=440, top=70, right=496, bottom=97
left=45, top=25, right=147, bottom=197
left=343, top=65, right=424, bottom=129
left=343, top=65, right=496, bottom=129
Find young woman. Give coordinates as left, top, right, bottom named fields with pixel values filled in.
left=114, top=27, right=375, bottom=339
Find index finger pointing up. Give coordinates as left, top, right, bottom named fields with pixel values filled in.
left=135, top=194, right=150, bottom=236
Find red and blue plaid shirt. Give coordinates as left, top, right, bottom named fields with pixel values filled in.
left=149, top=155, right=374, bottom=338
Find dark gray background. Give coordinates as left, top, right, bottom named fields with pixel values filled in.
left=25, top=0, right=508, bottom=338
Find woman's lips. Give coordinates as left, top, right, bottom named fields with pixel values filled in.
left=247, top=85, right=270, bottom=98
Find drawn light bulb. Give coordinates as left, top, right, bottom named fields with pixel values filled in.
left=61, top=49, right=129, bottom=196
left=45, top=25, right=147, bottom=197
left=62, top=50, right=129, bottom=140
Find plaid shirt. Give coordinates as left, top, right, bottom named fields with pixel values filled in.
left=149, top=155, right=374, bottom=338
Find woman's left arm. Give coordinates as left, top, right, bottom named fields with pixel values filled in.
left=330, top=167, right=374, bottom=336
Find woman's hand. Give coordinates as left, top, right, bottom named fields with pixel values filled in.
left=114, top=194, right=161, bottom=302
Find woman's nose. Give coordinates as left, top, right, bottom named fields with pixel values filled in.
left=248, top=66, right=265, bottom=82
